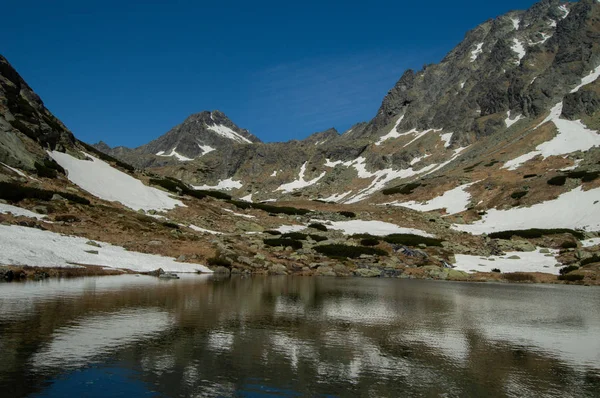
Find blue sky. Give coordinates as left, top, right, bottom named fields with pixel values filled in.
left=2, top=0, right=541, bottom=146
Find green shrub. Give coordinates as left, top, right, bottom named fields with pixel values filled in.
left=565, top=170, right=599, bottom=182
left=463, top=162, right=482, bottom=172
left=351, top=233, right=378, bottom=239
left=207, top=257, right=232, bottom=267
left=281, top=232, right=308, bottom=240
left=309, top=234, right=328, bottom=242
left=0, top=181, right=90, bottom=205
left=510, top=191, right=528, bottom=200
left=263, top=230, right=281, bottom=235
left=559, top=265, right=579, bottom=275
left=558, top=274, right=584, bottom=281
left=488, top=228, right=585, bottom=240
left=560, top=241, right=577, bottom=249
left=523, top=174, right=537, bottom=179
left=308, top=223, right=328, bottom=231
left=314, top=244, right=387, bottom=258
left=34, top=162, right=57, bottom=178
left=580, top=255, right=600, bottom=266
left=382, top=182, right=421, bottom=195
left=228, top=200, right=311, bottom=215
left=360, top=238, right=380, bottom=246
left=491, top=268, right=501, bottom=273
left=338, top=211, right=356, bottom=218
left=484, top=160, right=500, bottom=167
left=383, top=233, right=443, bottom=247
left=547, top=176, right=567, bottom=186
left=263, top=238, right=303, bottom=250
left=502, top=272, right=535, bottom=282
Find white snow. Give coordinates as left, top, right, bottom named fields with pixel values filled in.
left=559, top=158, right=583, bottom=171
left=240, top=193, right=253, bottom=202
left=156, top=151, right=165, bottom=156
left=549, top=19, right=557, bottom=28
left=440, top=132, right=453, bottom=148
left=503, top=102, right=600, bottom=170
left=558, top=5, right=569, bottom=19
left=49, top=151, right=184, bottom=212
left=324, top=159, right=352, bottom=168
left=157, top=148, right=193, bottom=161
left=276, top=162, right=326, bottom=193
left=505, top=111, right=525, bottom=128
left=1, top=162, right=27, bottom=177
left=0, top=203, right=49, bottom=220
left=460, top=81, right=466, bottom=89
left=511, top=38, right=526, bottom=64
left=320, top=191, right=352, bottom=203
left=321, top=219, right=434, bottom=237
left=453, top=186, right=600, bottom=234
left=581, top=238, right=600, bottom=248
left=410, top=153, right=431, bottom=165
left=206, top=124, right=253, bottom=144
left=570, top=65, right=600, bottom=93
left=0, top=224, right=212, bottom=272
left=188, top=224, right=223, bottom=235
left=530, top=32, right=552, bottom=46
left=422, top=146, right=470, bottom=177
left=375, top=115, right=405, bottom=145
left=275, top=224, right=307, bottom=234
left=453, top=249, right=560, bottom=274
left=198, top=144, right=216, bottom=155
left=403, top=129, right=441, bottom=148
left=192, top=178, right=243, bottom=191
left=470, top=42, right=484, bottom=62
left=387, top=182, right=476, bottom=215
left=270, top=170, right=278, bottom=177
left=511, top=17, right=520, bottom=30
left=223, top=208, right=255, bottom=218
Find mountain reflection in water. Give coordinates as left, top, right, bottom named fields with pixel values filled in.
left=0, top=275, right=599, bottom=397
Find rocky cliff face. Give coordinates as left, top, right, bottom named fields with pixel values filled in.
left=0, top=55, right=78, bottom=172
left=95, top=0, right=600, bottom=204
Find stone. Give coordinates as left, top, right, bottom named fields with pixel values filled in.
left=507, top=255, right=521, bottom=260
left=355, top=268, right=381, bottom=277
left=315, top=265, right=336, bottom=276
left=269, top=263, right=288, bottom=275
left=148, top=240, right=163, bottom=246
left=213, top=266, right=231, bottom=275
left=32, top=205, right=48, bottom=215
left=539, top=248, right=550, bottom=254
left=84, top=250, right=99, bottom=255
left=333, top=263, right=351, bottom=276
left=85, top=240, right=101, bottom=247
left=51, top=194, right=67, bottom=202
left=177, top=255, right=187, bottom=262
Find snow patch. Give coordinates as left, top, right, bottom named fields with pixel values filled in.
left=570, top=65, right=600, bottom=93
left=453, top=186, right=600, bottom=234
left=530, top=32, right=552, bottom=46
left=0, top=203, right=49, bottom=220
left=387, top=182, right=476, bottom=215
left=511, top=38, right=526, bottom=64
left=410, top=153, right=431, bottom=166
left=223, top=208, right=255, bottom=219
left=511, top=17, right=520, bottom=30
left=198, top=144, right=216, bottom=155
left=0, top=224, right=211, bottom=272
left=192, top=178, right=243, bottom=191
left=270, top=170, right=278, bottom=177
left=320, top=191, right=352, bottom=203
left=453, top=249, right=560, bottom=274
left=275, top=224, right=306, bottom=234
left=157, top=148, right=193, bottom=161
left=505, top=111, right=525, bottom=128
left=188, top=225, right=223, bottom=235
left=49, top=151, right=184, bottom=212
left=440, top=132, right=453, bottom=148
left=375, top=115, right=405, bottom=145
left=240, top=193, right=253, bottom=202
left=206, top=124, right=252, bottom=144
left=470, top=42, right=484, bottom=62
left=558, top=5, right=569, bottom=19
left=276, top=162, right=326, bottom=193
left=1, top=162, right=28, bottom=178
left=503, top=102, right=600, bottom=170
left=321, top=220, right=434, bottom=238
left=581, top=238, right=600, bottom=248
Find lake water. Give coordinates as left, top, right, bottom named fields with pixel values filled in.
left=0, top=275, right=599, bottom=397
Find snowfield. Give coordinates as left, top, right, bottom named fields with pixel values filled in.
left=387, top=182, right=476, bottom=215
left=156, top=148, right=193, bottom=161
left=453, top=249, right=560, bottom=275
left=277, top=162, right=326, bottom=193
left=318, top=219, right=434, bottom=237
left=503, top=102, right=600, bottom=170
left=49, top=151, right=184, bottom=212
left=206, top=123, right=253, bottom=144
left=192, top=178, right=243, bottom=191
left=0, top=224, right=212, bottom=273
left=453, top=186, right=600, bottom=234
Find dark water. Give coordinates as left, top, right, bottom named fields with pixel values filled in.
left=0, top=275, right=599, bottom=397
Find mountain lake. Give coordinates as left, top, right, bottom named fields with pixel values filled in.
left=0, top=275, right=598, bottom=397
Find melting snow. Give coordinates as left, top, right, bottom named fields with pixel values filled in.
left=440, top=132, right=453, bottom=148
left=422, top=146, right=470, bottom=177
left=404, top=129, right=441, bottom=148
left=240, top=193, right=253, bottom=202
left=375, top=115, right=405, bottom=145
left=511, top=38, right=526, bottom=64
left=530, top=32, right=552, bottom=46
left=0, top=224, right=211, bottom=272
left=0, top=203, right=49, bottom=220
left=49, top=151, right=184, bottom=212
left=387, top=182, right=476, bottom=215
left=325, top=159, right=352, bottom=168
left=157, top=148, right=193, bottom=161
left=470, top=42, right=484, bottom=62
left=453, top=186, right=600, bottom=234
left=410, top=153, right=431, bottom=165
left=276, top=162, right=326, bottom=193
left=558, top=5, right=569, bottom=19
left=511, top=17, right=520, bottom=30
left=321, top=220, right=434, bottom=237
left=505, top=111, right=525, bottom=128
left=320, top=191, right=352, bottom=203
left=570, top=65, right=600, bottom=93
left=198, top=144, right=216, bottom=155
left=503, top=102, right=600, bottom=170
left=270, top=170, right=278, bottom=177
left=460, top=81, right=466, bottom=89
left=276, top=224, right=307, bottom=233
left=223, top=208, right=255, bottom=218
left=192, top=178, right=243, bottom=191
left=1, top=162, right=27, bottom=178
left=206, top=124, right=252, bottom=144
left=581, top=238, right=600, bottom=248
left=453, top=249, right=560, bottom=274
left=188, top=225, right=223, bottom=235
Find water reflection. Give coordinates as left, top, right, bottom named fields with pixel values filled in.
left=0, top=276, right=599, bottom=397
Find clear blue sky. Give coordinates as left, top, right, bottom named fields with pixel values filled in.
left=2, top=0, right=541, bottom=147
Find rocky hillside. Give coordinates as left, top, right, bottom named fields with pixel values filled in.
left=96, top=0, right=600, bottom=207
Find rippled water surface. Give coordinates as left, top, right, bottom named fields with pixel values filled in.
left=0, top=275, right=599, bottom=397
